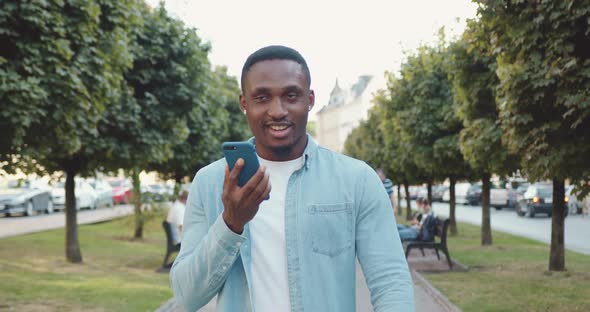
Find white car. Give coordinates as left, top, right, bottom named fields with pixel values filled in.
left=88, top=179, right=114, bottom=208
left=51, top=179, right=98, bottom=210
left=442, top=182, right=471, bottom=205
left=566, top=185, right=589, bottom=215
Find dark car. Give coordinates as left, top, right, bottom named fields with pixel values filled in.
left=516, top=183, right=567, bottom=218
left=466, top=184, right=482, bottom=206
left=0, top=179, right=53, bottom=216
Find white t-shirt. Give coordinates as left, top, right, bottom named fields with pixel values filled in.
left=249, top=156, right=304, bottom=312
left=167, top=200, right=186, bottom=244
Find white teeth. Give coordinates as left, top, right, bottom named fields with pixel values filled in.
left=270, top=125, right=288, bottom=131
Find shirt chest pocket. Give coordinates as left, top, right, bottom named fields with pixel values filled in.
left=307, top=203, right=354, bottom=257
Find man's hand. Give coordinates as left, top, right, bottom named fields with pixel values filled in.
left=222, top=159, right=271, bottom=234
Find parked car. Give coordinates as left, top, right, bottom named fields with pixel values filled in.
left=416, top=187, right=428, bottom=201
left=516, top=183, right=568, bottom=218
left=442, top=182, right=471, bottom=204
left=0, top=179, right=53, bottom=216
left=88, top=179, right=114, bottom=208
left=466, top=184, right=482, bottom=206
left=51, top=179, right=98, bottom=210
left=432, top=185, right=448, bottom=202
left=107, top=178, right=133, bottom=205
left=409, top=186, right=421, bottom=200
left=565, top=185, right=590, bottom=215
left=140, top=183, right=167, bottom=203
left=514, top=183, right=530, bottom=202
left=490, top=184, right=520, bottom=210
left=147, top=184, right=169, bottom=202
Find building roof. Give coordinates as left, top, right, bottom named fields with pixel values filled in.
left=317, top=75, right=374, bottom=114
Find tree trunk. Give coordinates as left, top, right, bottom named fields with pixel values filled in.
left=174, top=171, right=183, bottom=198
left=131, top=168, right=143, bottom=239
left=427, top=182, right=433, bottom=204
left=65, top=169, right=82, bottom=263
left=397, top=184, right=402, bottom=216
left=481, top=173, right=493, bottom=246
left=404, top=181, right=412, bottom=221
left=549, top=178, right=566, bottom=271
left=449, top=177, right=458, bottom=236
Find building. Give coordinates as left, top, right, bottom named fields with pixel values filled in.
left=316, top=75, right=385, bottom=152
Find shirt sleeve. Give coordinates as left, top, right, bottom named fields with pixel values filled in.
left=356, top=165, right=415, bottom=311
left=169, top=171, right=247, bottom=312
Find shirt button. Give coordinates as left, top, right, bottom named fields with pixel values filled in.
left=236, top=242, right=242, bottom=247
left=223, top=266, right=227, bottom=270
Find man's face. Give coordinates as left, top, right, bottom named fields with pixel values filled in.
left=240, top=59, right=314, bottom=161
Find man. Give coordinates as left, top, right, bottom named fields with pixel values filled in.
left=377, top=168, right=396, bottom=215
left=397, top=199, right=436, bottom=242
left=166, top=190, right=188, bottom=244
left=170, top=45, right=414, bottom=312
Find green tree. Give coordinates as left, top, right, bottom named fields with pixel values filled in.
left=149, top=65, right=250, bottom=187
left=380, top=42, right=473, bottom=227
left=376, top=81, right=431, bottom=221
left=0, top=0, right=141, bottom=262
left=476, top=0, right=590, bottom=270
left=344, top=108, right=385, bottom=170
left=94, top=4, right=211, bottom=239
left=447, top=22, right=519, bottom=245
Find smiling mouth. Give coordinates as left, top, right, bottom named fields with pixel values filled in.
left=269, top=125, right=290, bottom=131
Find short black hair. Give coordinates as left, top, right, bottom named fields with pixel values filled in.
left=240, top=45, right=311, bottom=91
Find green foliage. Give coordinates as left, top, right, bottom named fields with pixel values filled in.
left=476, top=0, right=590, bottom=186
left=150, top=65, right=250, bottom=182
left=343, top=107, right=385, bottom=170
left=94, top=4, right=208, bottom=173
left=447, top=19, right=519, bottom=178
left=0, top=0, right=141, bottom=175
left=378, top=43, right=472, bottom=184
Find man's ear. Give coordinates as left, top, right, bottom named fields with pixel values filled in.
left=308, top=90, right=315, bottom=110
left=239, top=94, right=247, bottom=113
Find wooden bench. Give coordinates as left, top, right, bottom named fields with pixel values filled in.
left=404, top=218, right=453, bottom=270
left=162, top=221, right=181, bottom=268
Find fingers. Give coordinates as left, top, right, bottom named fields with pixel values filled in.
left=227, top=158, right=244, bottom=188
left=247, top=170, right=271, bottom=203
left=257, top=177, right=272, bottom=202
left=241, top=165, right=266, bottom=194
left=223, top=164, right=230, bottom=189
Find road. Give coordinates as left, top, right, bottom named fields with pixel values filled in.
left=428, top=201, right=590, bottom=255
left=0, top=205, right=134, bottom=238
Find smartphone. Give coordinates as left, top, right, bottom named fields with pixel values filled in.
left=222, top=141, right=262, bottom=187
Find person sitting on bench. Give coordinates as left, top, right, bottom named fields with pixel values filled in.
left=397, top=198, right=436, bottom=242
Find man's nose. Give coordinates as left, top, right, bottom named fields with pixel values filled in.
left=268, top=97, right=288, bottom=119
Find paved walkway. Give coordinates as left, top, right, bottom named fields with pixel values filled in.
left=0, top=205, right=134, bottom=238
left=156, top=251, right=464, bottom=312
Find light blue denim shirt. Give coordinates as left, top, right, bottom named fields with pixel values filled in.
left=170, top=136, right=415, bottom=312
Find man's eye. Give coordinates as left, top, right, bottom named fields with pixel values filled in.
left=254, top=95, right=268, bottom=102
left=286, top=93, right=298, bottom=99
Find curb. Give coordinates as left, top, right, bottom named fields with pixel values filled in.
left=412, top=269, right=461, bottom=312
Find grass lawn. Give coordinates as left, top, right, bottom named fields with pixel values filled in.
left=0, top=209, right=173, bottom=311
left=424, top=221, right=590, bottom=312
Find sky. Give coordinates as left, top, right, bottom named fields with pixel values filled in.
left=146, top=0, right=479, bottom=119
